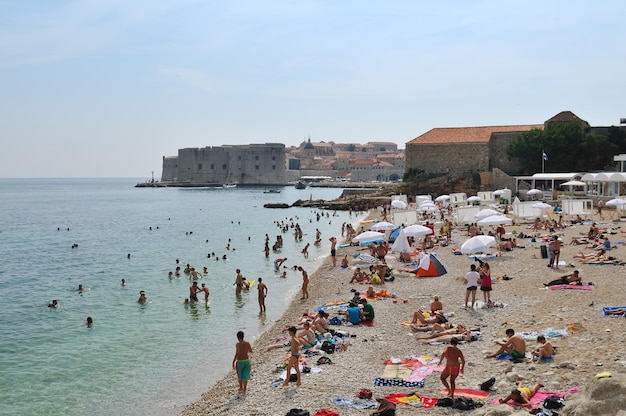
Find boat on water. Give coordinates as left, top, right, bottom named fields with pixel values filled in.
left=263, top=189, right=281, bottom=194
left=295, top=180, right=307, bottom=189
left=222, top=183, right=237, bottom=189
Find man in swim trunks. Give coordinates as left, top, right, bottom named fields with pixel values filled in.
left=189, top=282, right=200, bottom=302
left=274, top=257, right=287, bottom=271
left=439, top=337, right=465, bottom=398
left=232, top=331, right=253, bottom=394
left=486, top=328, right=526, bottom=359
left=527, top=335, right=553, bottom=364
left=329, top=237, right=337, bottom=267
left=282, top=326, right=302, bottom=387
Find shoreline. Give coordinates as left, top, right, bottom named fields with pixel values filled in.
left=180, top=210, right=626, bottom=416
left=179, top=210, right=372, bottom=415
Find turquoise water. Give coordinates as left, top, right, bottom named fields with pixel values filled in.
left=0, top=179, right=352, bottom=416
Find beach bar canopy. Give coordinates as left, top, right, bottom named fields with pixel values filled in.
left=515, top=173, right=583, bottom=195
left=580, top=172, right=626, bottom=197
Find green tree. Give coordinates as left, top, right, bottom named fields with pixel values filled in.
left=507, top=121, right=625, bottom=172
left=347, top=144, right=356, bottom=152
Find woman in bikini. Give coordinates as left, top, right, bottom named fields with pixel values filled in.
left=282, top=326, right=302, bottom=386
left=499, top=381, right=544, bottom=407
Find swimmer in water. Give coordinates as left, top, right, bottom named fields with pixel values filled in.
left=121, top=279, right=126, bottom=286
left=138, top=291, right=147, bottom=304
left=48, top=299, right=58, bottom=308
left=86, top=317, right=93, bottom=328
left=75, top=284, right=85, bottom=291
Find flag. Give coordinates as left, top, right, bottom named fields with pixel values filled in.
left=543, top=152, right=548, bottom=161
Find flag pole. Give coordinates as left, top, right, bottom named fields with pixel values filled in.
left=542, top=150, right=545, bottom=173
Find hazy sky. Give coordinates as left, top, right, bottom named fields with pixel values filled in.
left=1, top=1, right=624, bottom=178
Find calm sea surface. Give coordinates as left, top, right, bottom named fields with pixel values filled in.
left=0, top=178, right=353, bottom=416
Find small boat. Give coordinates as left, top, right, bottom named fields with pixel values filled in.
left=222, top=183, right=237, bottom=189
left=295, top=180, right=307, bottom=189
left=263, top=189, right=281, bottom=194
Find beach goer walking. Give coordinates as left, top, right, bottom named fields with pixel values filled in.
left=479, top=262, right=492, bottom=304
left=257, top=278, right=267, bottom=313
left=597, top=198, right=604, bottom=218
left=464, top=264, right=480, bottom=310
left=439, top=337, right=465, bottom=398
left=486, top=328, right=526, bottom=359
left=301, top=243, right=310, bottom=258
left=282, top=326, right=301, bottom=386
left=232, top=331, right=253, bottom=394
left=329, top=237, right=337, bottom=267
left=298, top=266, right=309, bottom=300
left=550, top=237, right=562, bottom=269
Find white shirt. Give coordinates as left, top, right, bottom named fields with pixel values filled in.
left=465, top=271, right=480, bottom=288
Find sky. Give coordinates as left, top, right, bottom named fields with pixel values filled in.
left=1, top=1, right=625, bottom=178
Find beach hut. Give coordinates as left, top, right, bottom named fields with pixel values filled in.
left=415, top=254, right=447, bottom=277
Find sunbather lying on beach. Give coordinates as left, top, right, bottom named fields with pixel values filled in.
left=499, top=381, right=544, bottom=408
left=418, top=329, right=473, bottom=344
left=603, top=308, right=626, bottom=316
left=416, top=324, right=468, bottom=340
left=411, top=309, right=447, bottom=325
left=543, top=270, right=582, bottom=287
left=410, top=322, right=455, bottom=332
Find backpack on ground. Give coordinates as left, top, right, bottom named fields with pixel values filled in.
left=543, top=395, right=566, bottom=409
left=479, top=377, right=496, bottom=391
left=435, top=397, right=453, bottom=407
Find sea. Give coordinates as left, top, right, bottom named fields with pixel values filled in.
left=0, top=178, right=356, bottom=416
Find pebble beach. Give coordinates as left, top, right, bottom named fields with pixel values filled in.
left=180, top=207, right=626, bottom=416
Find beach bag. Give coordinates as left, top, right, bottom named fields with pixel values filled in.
left=321, top=341, right=335, bottom=354
left=328, top=316, right=343, bottom=326
left=452, top=397, right=476, bottom=410
left=543, top=395, right=566, bottom=409
left=357, top=388, right=373, bottom=399
left=286, top=409, right=310, bottom=416
left=479, top=376, right=496, bottom=391
left=316, top=356, right=333, bottom=365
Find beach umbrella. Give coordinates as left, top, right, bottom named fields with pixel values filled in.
left=416, top=253, right=448, bottom=277
left=371, top=221, right=396, bottom=231
left=390, top=232, right=412, bottom=253
left=606, top=198, right=626, bottom=207
left=420, top=205, right=438, bottom=212
left=474, top=209, right=499, bottom=220
left=492, top=189, right=507, bottom=196
left=461, top=235, right=497, bottom=254
left=391, top=200, right=407, bottom=209
left=467, top=196, right=481, bottom=202
left=388, top=227, right=403, bottom=242
left=513, top=196, right=521, bottom=204
left=477, top=215, right=512, bottom=226
left=351, top=231, right=385, bottom=243
left=419, top=200, right=436, bottom=207
left=402, top=224, right=433, bottom=237
left=527, top=189, right=543, bottom=195
left=434, top=195, right=450, bottom=202
left=531, top=202, right=552, bottom=210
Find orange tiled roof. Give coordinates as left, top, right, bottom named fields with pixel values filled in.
left=408, top=125, right=543, bottom=145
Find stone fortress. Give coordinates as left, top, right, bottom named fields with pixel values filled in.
left=160, top=140, right=405, bottom=185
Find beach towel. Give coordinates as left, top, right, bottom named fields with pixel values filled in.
left=439, top=388, right=490, bottom=400
left=520, top=327, right=570, bottom=340
left=566, top=322, right=585, bottom=333
left=549, top=285, right=594, bottom=290
left=384, top=393, right=437, bottom=409
left=531, top=355, right=554, bottom=362
left=495, top=352, right=528, bottom=361
left=490, top=386, right=579, bottom=409
left=330, top=397, right=377, bottom=410
left=601, top=306, right=626, bottom=316
left=374, top=378, right=425, bottom=388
